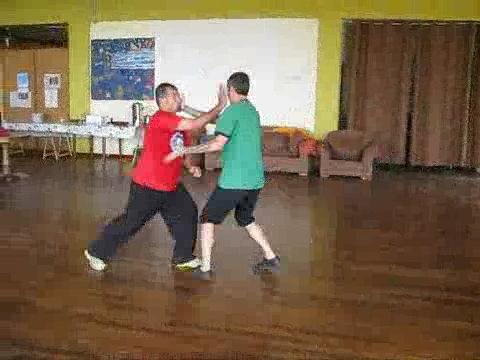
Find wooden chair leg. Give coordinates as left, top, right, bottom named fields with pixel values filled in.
left=102, top=137, right=107, bottom=161
left=43, top=137, right=59, bottom=160
left=42, top=138, right=48, bottom=159
left=1, top=143, right=9, bottom=173
left=51, top=137, right=59, bottom=161
left=66, top=135, right=73, bottom=155
left=72, top=135, right=77, bottom=158
left=89, top=136, right=94, bottom=158
left=55, top=135, right=74, bottom=159
left=118, top=139, right=123, bottom=162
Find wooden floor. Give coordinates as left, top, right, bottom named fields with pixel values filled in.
left=2, top=158, right=480, bottom=359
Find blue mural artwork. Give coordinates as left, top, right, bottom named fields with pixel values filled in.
left=91, top=38, right=155, bottom=100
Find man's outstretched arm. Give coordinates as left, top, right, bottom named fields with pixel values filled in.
left=176, top=85, right=227, bottom=131
left=164, top=134, right=228, bottom=163
left=182, top=105, right=204, bottom=118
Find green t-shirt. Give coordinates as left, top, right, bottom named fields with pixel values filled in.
left=214, top=99, right=265, bottom=190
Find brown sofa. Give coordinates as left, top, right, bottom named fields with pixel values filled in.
left=319, top=130, right=378, bottom=180
left=204, top=126, right=318, bottom=176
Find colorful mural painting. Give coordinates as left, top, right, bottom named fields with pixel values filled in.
left=91, top=38, right=155, bottom=100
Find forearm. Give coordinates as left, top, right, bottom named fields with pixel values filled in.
left=183, top=105, right=204, bottom=117
left=189, top=103, right=224, bottom=131
left=178, top=140, right=223, bottom=156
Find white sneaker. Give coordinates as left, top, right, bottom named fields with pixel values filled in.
left=84, top=249, right=107, bottom=271
left=174, top=257, right=202, bottom=271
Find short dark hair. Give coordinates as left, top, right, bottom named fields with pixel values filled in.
left=227, top=72, right=249, bottom=96
left=155, top=83, right=177, bottom=106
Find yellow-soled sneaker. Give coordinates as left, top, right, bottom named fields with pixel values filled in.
left=84, top=249, right=107, bottom=271
left=173, top=257, right=202, bottom=271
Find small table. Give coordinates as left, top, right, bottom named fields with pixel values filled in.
left=2, top=122, right=137, bottom=162
left=0, top=134, right=29, bottom=182
left=0, top=136, right=9, bottom=175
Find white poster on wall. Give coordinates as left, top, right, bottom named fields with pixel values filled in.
left=44, top=73, right=61, bottom=89
left=45, top=89, right=58, bottom=108
left=10, top=90, right=31, bottom=108
left=16, top=72, right=29, bottom=91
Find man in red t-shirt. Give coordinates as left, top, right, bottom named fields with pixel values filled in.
left=84, top=83, right=227, bottom=272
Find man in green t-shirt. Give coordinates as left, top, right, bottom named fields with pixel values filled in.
left=164, top=72, right=280, bottom=277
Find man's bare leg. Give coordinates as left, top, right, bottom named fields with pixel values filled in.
left=200, top=223, right=215, bottom=272
left=245, top=222, right=276, bottom=259
left=246, top=222, right=280, bottom=273
left=198, top=221, right=279, bottom=275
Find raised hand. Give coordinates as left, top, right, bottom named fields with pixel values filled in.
left=217, top=83, right=228, bottom=108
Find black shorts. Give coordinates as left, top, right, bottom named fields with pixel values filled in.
left=200, top=187, right=261, bottom=227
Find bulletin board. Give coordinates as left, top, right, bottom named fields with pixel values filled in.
left=2, top=48, right=69, bottom=122
left=34, top=48, right=69, bottom=121
left=2, top=49, right=35, bottom=122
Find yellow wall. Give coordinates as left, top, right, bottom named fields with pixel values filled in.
left=1, top=0, right=479, bottom=139
left=0, top=0, right=91, bottom=120
left=0, top=52, right=4, bottom=116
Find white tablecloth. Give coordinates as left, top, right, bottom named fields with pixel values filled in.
left=2, top=122, right=137, bottom=139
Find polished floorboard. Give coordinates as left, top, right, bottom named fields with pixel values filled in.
left=1, top=158, right=480, bottom=359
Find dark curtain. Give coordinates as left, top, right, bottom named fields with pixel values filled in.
left=342, top=21, right=480, bottom=167
left=410, top=23, right=476, bottom=167
left=342, top=21, right=413, bottom=164
left=466, top=26, right=480, bottom=168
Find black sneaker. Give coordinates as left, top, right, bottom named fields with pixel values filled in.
left=191, top=268, right=214, bottom=281
left=253, top=256, right=280, bottom=274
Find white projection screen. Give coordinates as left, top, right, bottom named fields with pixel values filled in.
left=90, top=19, right=318, bottom=154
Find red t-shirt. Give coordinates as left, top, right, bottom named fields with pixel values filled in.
left=131, top=110, right=190, bottom=191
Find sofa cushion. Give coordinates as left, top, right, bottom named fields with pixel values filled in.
left=288, top=130, right=304, bottom=157
left=262, top=131, right=291, bottom=157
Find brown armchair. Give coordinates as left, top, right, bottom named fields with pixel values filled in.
left=319, top=130, right=378, bottom=180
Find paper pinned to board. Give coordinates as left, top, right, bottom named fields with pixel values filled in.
left=44, top=73, right=61, bottom=89
left=45, top=88, right=58, bottom=108
left=17, top=72, right=29, bottom=90
left=10, top=90, right=31, bottom=108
